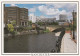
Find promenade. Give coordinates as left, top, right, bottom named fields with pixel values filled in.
left=60, top=33, right=77, bottom=53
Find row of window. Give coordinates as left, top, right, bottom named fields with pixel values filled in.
left=21, top=22, right=27, bottom=26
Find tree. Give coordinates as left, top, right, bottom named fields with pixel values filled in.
left=28, top=21, right=32, bottom=26
left=17, top=26, right=23, bottom=32
left=7, top=24, right=14, bottom=33
left=51, top=22, right=58, bottom=25
left=37, top=22, right=43, bottom=26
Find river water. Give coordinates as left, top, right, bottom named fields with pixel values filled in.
left=4, top=33, right=58, bottom=53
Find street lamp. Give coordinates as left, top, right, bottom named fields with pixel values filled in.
left=72, top=10, right=75, bottom=39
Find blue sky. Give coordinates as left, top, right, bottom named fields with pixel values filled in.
left=5, top=4, right=45, bottom=17
left=5, top=3, right=77, bottom=20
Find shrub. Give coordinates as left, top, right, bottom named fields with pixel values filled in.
left=7, top=24, right=14, bottom=32
left=28, top=21, right=32, bottom=25
left=43, top=29, right=50, bottom=33
left=23, top=27, right=32, bottom=31
left=17, top=26, right=24, bottom=32
left=37, top=22, right=43, bottom=26
left=66, top=27, right=71, bottom=31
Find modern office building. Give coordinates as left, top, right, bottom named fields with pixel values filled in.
left=4, top=6, right=28, bottom=27
left=59, top=14, right=67, bottom=21
left=59, top=14, right=68, bottom=25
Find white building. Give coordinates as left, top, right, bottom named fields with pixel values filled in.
left=58, top=21, right=66, bottom=25
left=29, top=14, right=56, bottom=23
left=29, top=14, right=36, bottom=23
left=36, top=16, right=56, bottom=23
left=36, top=16, right=46, bottom=22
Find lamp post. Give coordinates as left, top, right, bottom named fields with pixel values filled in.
left=72, top=10, right=75, bottom=39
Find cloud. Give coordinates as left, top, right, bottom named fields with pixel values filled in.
left=10, top=4, right=17, bottom=6
left=29, top=7, right=36, bottom=12
left=29, top=13, right=34, bottom=16
left=38, top=3, right=77, bottom=20
left=52, top=3, right=66, bottom=9
left=60, top=10, right=67, bottom=14
left=38, top=5, right=59, bottom=15
left=38, top=5, right=67, bottom=16
left=40, top=15, right=45, bottom=18
left=47, top=3, right=77, bottom=11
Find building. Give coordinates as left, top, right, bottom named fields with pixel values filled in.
left=59, top=14, right=68, bottom=25
left=59, top=14, right=67, bottom=21
left=36, top=16, right=45, bottom=22
left=46, top=18, right=56, bottom=23
left=20, top=8, right=28, bottom=26
left=29, top=14, right=36, bottom=23
left=58, top=21, right=65, bottom=25
left=4, top=6, right=28, bottom=27
left=36, top=16, right=56, bottom=23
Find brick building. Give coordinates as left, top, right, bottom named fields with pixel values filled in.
left=4, top=5, right=28, bottom=27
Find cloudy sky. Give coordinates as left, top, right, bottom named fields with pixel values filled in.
left=5, top=3, right=77, bottom=20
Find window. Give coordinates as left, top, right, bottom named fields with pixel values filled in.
left=22, top=22, right=24, bottom=26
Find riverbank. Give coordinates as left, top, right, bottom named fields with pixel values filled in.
left=4, top=25, right=57, bottom=37
left=4, top=29, right=50, bottom=38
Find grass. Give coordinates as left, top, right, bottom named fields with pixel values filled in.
left=43, top=29, right=50, bottom=33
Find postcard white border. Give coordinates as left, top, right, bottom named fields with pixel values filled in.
left=1, top=1, right=79, bottom=55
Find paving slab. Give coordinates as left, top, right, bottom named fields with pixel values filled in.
left=61, top=33, right=77, bottom=53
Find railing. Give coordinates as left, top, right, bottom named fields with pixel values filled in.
left=52, top=27, right=65, bottom=52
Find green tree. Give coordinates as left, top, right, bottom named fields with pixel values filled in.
left=8, top=24, right=14, bottom=32
left=51, top=22, right=58, bottom=25
left=28, top=21, right=32, bottom=25
left=17, top=26, right=23, bottom=32
left=37, top=22, right=43, bottom=26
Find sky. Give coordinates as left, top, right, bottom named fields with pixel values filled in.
left=5, top=3, right=77, bottom=20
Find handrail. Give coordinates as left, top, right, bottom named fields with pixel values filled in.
left=52, top=27, right=65, bottom=52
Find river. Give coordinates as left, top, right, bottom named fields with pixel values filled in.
left=4, top=32, right=59, bottom=53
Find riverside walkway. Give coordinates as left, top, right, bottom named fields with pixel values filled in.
left=60, top=33, right=77, bottom=53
